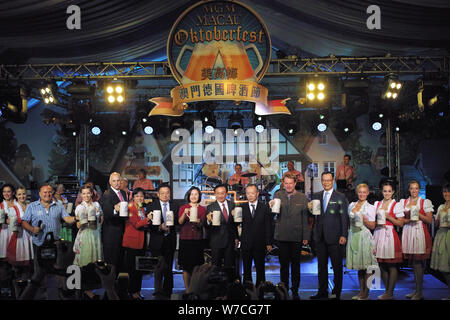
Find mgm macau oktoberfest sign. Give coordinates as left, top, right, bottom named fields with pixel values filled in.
left=150, top=0, right=291, bottom=116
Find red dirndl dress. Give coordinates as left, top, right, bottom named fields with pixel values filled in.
left=402, top=198, right=432, bottom=260
left=374, top=201, right=403, bottom=264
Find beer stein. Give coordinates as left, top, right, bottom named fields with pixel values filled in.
left=166, top=211, right=174, bottom=226
left=233, top=207, right=243, bottom=223
left=377, top=209, right=386, bottom=225
left=189, top=206, right=198, bottom=222
left=410, top=205, right=419, bottom=221
left=0, top=208, right=5, bottom=224
left=9, top=215, right=19, bottom=232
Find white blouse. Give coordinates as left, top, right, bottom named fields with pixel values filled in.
left=349, top=201, right=376, bottom=222
left=400, top=197, right=434, bottom=213
left=374, top=200, right=405, bottom=218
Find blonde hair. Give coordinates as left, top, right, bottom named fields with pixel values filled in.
left=356, top=183, right=369, bottom=192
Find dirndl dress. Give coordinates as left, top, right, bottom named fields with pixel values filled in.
left=430, top=205, right=450, bottom=272
left=373, top=200, right=404, bottom=264
left=346, top=201, right=378, bottom=270
left=0, top=201, right=13, bottom=259
left=73, top=201, right=103, bottom=267
left=401, top=197, right=433, bottom=260
left=5, top=201, right=34, bottom=265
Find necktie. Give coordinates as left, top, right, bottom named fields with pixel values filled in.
left=117, top=190, right=124, bottom=202
left=323, top=191, right=329, bottom=213
left=251, top=204, right=255, bottom=218
left=162, top=202, right=167, bottom=222
left=222, top=203, right=228, bottom=222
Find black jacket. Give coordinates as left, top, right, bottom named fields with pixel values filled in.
left=146, top=199, right=179, bottom=252
left=240, top=201, right=273, bottom=250
left=312, top=190, right=349, bottom=245
left=205, top=200, right=238, bottom=249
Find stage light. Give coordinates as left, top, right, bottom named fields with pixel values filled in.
left=372, top=122, right=382, bottom=131
left=121, top=130, right=127, bottom=136
left=317, top=123, right=327, bottom=132
left=205, top=125, right=214, bottom=134
left=253, top=114, right=266, bottom=133
left=144, top=125, right=153, bottom=135
left=286, top=120, right=298, bottom=136
left=40, top=83, right=56, bottom=105
left=105, top=81, right=125, bottom=104
left=378, top=113, right=384, bottom=118
left=91, top=126, right=101, bottom=135
left=383, top=77, right=402, bottom=100
left=313, top=111, right=328, bottom=133
left=306, top=79, right=327, bottom=105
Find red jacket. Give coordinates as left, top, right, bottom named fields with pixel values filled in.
left=122, top=203, right=149, bottom=249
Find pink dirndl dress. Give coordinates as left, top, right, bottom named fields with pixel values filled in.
left=401, top=197, right=433, bottom=260
left=373, top=200, right=404, bottom=264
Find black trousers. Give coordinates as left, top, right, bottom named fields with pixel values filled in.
left=123, top=247, right=145, bottom=294
left=211, top=242, right=236, bottom=270
left=151, top=237, right=175, bottom=296
left=102, top=227, right=124, bottom=272
left=278, top=241, right=302, bottom=291
left=242, top=247, right=266, bottom=286
left=315, top=240, right=343, bottom=295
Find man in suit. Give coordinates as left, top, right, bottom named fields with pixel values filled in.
left=146, top=184, right=178, bottom=299
left=206, top=184, right=239, bottom=271
left=241, top=184, right=273, bottom=287
left=309, top=171, right=349, bottom=300
left=99, top=172, right=128, bottom=273
left=270, top=173, right=310, bottom=300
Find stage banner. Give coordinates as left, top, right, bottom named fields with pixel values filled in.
left=150, top=0, right=290, bottom=116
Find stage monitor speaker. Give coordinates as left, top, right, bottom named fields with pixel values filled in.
left=426, top=185, right=444, bottom=207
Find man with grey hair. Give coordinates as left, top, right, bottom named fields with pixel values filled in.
left=99, top=172, right=128, bottom=272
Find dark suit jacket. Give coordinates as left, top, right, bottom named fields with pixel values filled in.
left=146, top=200, right=179, bottom=252
left=312, top=189, right=349, bottom=245
left=99, top=187, right=127, bottom=244
left=241, top=201, right=272, bottom=251
left=206, top=200, right=238, bottom=249
left=273, top=190, right=310, bottom=242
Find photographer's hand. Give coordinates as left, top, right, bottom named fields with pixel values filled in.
left=187, top=263, right=217, bottom=299
left=95, top=265, right=120, bottom=300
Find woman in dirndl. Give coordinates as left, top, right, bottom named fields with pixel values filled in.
left=430, top=183, right=450, bottom=300
left=73, top=185, right=103, bottom=299
left=373, top=181, right=405, bottom=300
left=346, top=183, right=377, bottom=300
left=6, top=186, right=34, bottom=297
left=400, top=180, right=433, bottom=300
